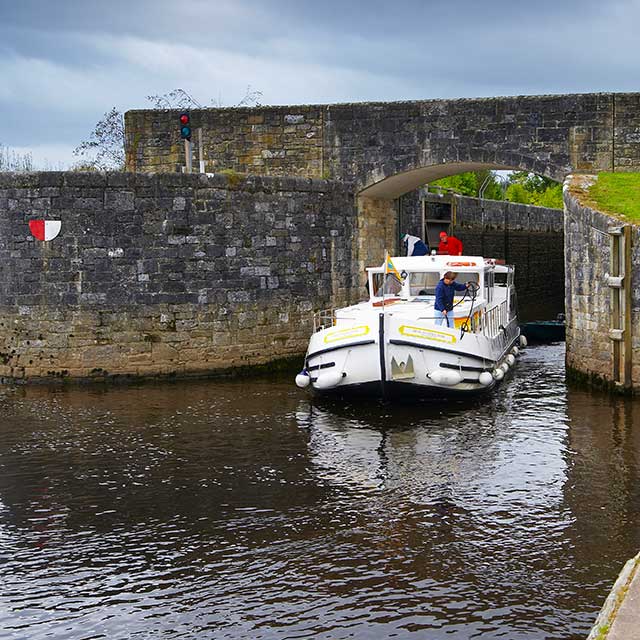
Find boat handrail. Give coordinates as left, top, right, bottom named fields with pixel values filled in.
left=313, top=308, right=336, bottom=332
left=482, top=300, right=509, bottom=338
left=315, top=298, right=508, bottom=336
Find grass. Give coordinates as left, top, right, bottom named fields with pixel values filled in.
left=593, top=622, right=610, bottom=640
left=588, top=172, right=640, bottom=221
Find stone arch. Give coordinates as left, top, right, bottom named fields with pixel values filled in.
left=357, top=152, right=569, bottom=200
left=353, top=153, right=569, bottom=283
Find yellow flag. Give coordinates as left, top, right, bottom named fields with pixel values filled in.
left=384, top=252, right=403, bottom=282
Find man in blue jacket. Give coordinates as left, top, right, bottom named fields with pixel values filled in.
left=434, top=271, right=469, bottom=327
left=402, top=233, right=429, bottom=256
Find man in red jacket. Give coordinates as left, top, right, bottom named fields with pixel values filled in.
left=438, top=231, right=464, bottom=256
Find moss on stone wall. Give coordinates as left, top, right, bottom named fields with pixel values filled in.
left=219, top=168, right=246, bottom=189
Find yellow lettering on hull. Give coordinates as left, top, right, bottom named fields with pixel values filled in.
left=324, top=325, right=370, bottom=344
left=399, top=324, right=457, bottom=344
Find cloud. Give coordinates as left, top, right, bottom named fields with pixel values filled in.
left=1, top=0, right=639, bottom=167
left=91, top=34, right=416, bottom=105
left=8, top=144, right=77, bottom=170
left=0, top=55, right=120, bottom=113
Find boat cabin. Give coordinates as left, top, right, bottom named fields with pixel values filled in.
left=364, top=254, right=515, bottom=335
left=367, top=255, right=506, bottom=299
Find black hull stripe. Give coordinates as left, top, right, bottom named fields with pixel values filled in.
left=306, top=340, right=375, bottom=362
left=307, top=362, right=335, bottom=372
left=389, top=339, right=496, bottom=365
left=378, top=313, right=386, bottom=398
left=440, top=362, right=490, bottom=373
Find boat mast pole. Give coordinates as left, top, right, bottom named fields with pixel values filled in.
left=380, top=251, right=391, bottom=398
left=378, top=312, right=387, bottom=398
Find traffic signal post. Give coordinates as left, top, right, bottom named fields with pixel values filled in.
left=179, top=112, right=193, bottom=173
left=184, top=139, right=192, bottom=174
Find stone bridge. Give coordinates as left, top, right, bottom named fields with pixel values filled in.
left=125, top=92, right=640, bottom=194
left=125, top=92, right=640, bottom=271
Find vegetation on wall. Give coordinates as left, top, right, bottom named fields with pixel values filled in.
left=0, top=144, right=34, bottom=172
left=73, top=87, right=262, bottom=171
left=588, top=172, right=640, bottom=221
left=430, top=170, right=564, bottom=209
left=73, top=107, right=125, bottom=171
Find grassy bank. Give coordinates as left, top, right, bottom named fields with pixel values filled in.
left=588, top=173, right=640, bottom=221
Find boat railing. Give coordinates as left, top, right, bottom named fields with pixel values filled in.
left=482, top=300, right=509, bottom=338
left=313, top=308, right=336, bottom=332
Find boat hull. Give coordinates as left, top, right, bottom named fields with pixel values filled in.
left=308, top=379, right=497, bottom=399
left=304, top=313, right=520, bottom=398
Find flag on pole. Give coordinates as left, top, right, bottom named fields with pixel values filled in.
left=384, top=251, right=403, bottom=282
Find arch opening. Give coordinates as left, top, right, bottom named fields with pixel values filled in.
left=359, top=162, right=514, bottom=199
left=353, top=161, right=566, bottom=322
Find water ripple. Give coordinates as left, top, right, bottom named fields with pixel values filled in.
left=1, top=345, right=639, bottom=638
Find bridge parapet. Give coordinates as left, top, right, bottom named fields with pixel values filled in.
left=125, top=93, right=640, bottom=194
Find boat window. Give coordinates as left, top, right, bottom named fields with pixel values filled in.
left=373, top=273, right=403, bottom=296
left=409, top=272, right=440, bottom=296
left=509, top=289, right=518, bottom=319
left=460, top=272, right=482, bottom=289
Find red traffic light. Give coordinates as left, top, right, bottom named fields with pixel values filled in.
left=179, top=112, right=191, bottom=140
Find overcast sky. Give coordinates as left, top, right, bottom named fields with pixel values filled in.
left=1, top=0, right=639, bottom=168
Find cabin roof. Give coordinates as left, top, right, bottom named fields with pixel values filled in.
left=366, top=255, right=491, bottom=273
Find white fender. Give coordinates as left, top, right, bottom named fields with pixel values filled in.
left=506, top=354, right=516, bottom=366
left=479, top=371, right=494, bottom=386
left=314, top=371, right=344, bottom=390
left=428, top=369, right=463, bottom=386
left=519, top=335, right=528, bottom=348
left=500, top=362, right=510, bottom=374
left=295, top=372, right=310, bottom=388
left=493, top=368, right=504, bottom=381
left=511, top=346, right=520, bottom=357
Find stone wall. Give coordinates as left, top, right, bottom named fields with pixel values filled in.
left=126, top=93, right=640, bottom=191
left=397, top=190, right=564, bottom=321
left=453, top=195, right=565, bottom=321
left=355, top=197, right=397, bottom=280
left=125, top=107, right=325, bottom=177
left=0, top=172, right=358, bottom=381
left=564, top=176, right=640, bottom=390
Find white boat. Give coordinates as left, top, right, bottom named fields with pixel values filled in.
left=295, top=254, right=526, bottom=397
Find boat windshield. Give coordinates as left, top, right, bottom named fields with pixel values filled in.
left=408, top=272, right=440, bottom=296
left=370, top=269, right=484, bottom=299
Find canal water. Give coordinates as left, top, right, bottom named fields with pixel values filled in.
left=1, top=344, right=639, bottom=639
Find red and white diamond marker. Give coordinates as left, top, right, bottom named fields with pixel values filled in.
left=29, top=220, right=62, bottom=241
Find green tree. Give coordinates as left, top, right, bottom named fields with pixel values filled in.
left=430, top=170, right=503, bottom=199
left=504, top=182, right=531, bottom=204
left=509, top=171, right=558, bottom=193
left=431, top=172, right=478, bottom=196
left=532, top=183, right=563, bottom=209
left=430, top=169, right=563, bottom=209
left=505, top=171, right=563, bottom=209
